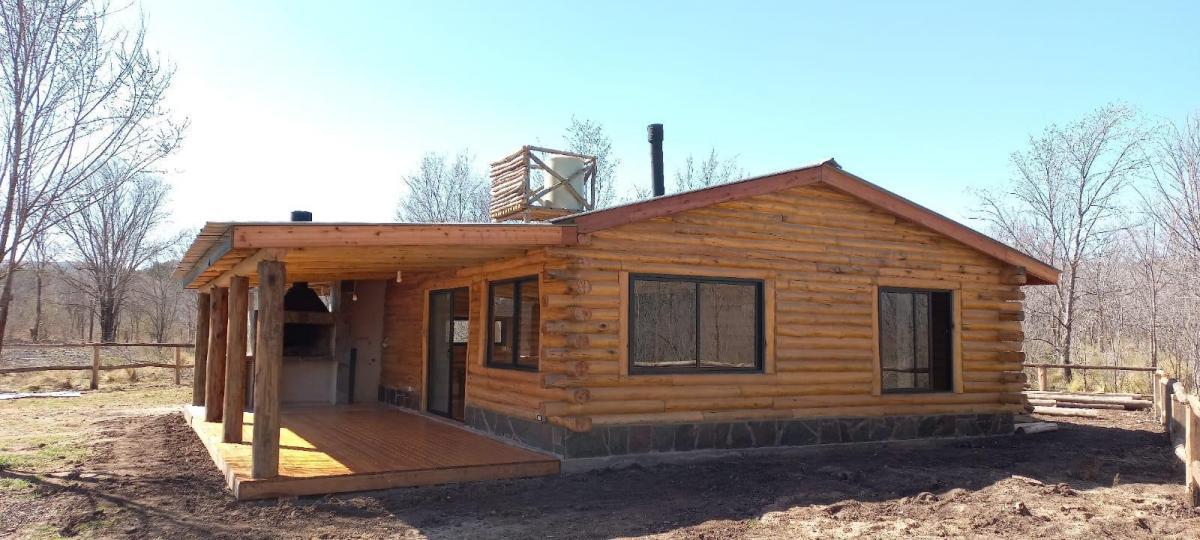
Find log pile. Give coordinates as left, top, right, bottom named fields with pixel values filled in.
left=1024, top=391, right=1151, bottom=415
left=1025, top=390, right=1151, bottom=409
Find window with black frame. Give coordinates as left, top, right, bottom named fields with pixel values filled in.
left=629, top=274, right=763, bottom=373
left=878, top=287, right=954, bottom=393
left=487, top=277, right=540, bottom=370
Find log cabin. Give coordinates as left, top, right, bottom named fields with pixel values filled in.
left=175, top=129, right=1058, bottom=499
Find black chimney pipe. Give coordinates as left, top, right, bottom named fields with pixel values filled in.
left=648, top=124, right=665, bottom=197
left=291, top=210, right=313, bottom=222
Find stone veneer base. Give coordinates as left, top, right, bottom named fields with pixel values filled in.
left=465, top=406, right=1014, bottom=460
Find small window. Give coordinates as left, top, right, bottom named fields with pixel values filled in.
left=452, top=319, right=470, bottom=345
left=878, top=288, right=954, bottom=393
left=487, top=277, right=540, bottom=370
left=629, top=274, right=763, bottom=373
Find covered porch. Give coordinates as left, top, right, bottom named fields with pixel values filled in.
left=174, top=221, right=577, bottom=499
left=182, top=403, right=559, bottom=500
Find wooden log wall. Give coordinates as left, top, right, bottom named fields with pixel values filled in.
left=375, top=183, right=1027, bottom=435
left=535, top=183, right=1026, bottom=430
left=378, top=255, right=573, bottom=426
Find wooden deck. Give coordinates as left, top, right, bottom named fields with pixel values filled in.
left=182, top=404, right=559, bottom=500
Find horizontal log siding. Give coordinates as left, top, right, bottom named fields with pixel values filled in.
left=379, top=258, right=570, bottom=424
left=381, top=278, right=425, bottom=400
left=538, top=183, right=1024, bottom=429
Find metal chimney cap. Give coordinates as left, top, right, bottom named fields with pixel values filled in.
left=290, top=210, right=313, bottom=222
left=647, top=123, right=664, bottom=143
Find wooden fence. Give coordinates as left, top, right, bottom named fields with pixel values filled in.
left=1026, top=362, right=1157, bottom=392
left=0, top=342, right=195, bottom=390
left=1152, top=370, right=1200, bottom=506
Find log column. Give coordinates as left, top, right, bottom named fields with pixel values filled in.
left=204, top=287, right=229, bottom=422
left=222, top=276, right=250, bottom=442
left=191, top=292, right=211, bottom=406
left=252, top=260, right=285, bottom=478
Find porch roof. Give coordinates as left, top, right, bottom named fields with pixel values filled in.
left=174, top=222, right=578, bottom=289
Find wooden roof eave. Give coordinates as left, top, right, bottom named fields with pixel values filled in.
left=177, top=223, right=578, bottom=290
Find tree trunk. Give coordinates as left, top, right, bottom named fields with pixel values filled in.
left=31, top=270, right=42, bottom=342
left=0, top=7, right=27, bottom=361
left=99, top=300, right=119, bottom=343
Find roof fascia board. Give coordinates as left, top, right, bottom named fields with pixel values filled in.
left=231, top=224, right=578, bottom=249
left=178, top=231, right=233, bottom=288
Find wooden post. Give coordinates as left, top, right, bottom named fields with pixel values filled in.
left=222, top=276, right=250, bottom=443
left=252, top=260, right=285, bottom=479
left=204, top=287, right=229, bottom=423
left=1037, top=366, right=1048, bottom=392
left=246, top=308, right=258, bottom=410
left=192, top=292, right=211, bottom=406
left=1153, top=372, right=1162, bottom=421
left=174, top=347, right=182, bottom=385
left=89, top=344, right=100, bottom=390
left=1166, top=376, right=1176, bottom=432
left=1186, top=396, right=1199, bottom=506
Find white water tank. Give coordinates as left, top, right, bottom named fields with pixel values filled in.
left=541, top=156, right=588, bottom=210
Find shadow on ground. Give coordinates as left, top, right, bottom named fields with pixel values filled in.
left=1, top=410, right=1192, bottom=539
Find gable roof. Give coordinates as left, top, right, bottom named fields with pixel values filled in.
left=552, top=160, right=1059, bottom=285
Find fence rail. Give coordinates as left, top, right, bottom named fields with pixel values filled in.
left=1152, top=370, right=1200, bottom=507
left=0, top=342, right=195, bottom=389
left=1024, top=363, right=1158, bottom=392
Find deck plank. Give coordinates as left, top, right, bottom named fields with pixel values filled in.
left=183, top=404, right=559, bottom=499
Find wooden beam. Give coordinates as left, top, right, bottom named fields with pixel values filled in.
left=192, top=292, right=211, bottom=406
left=252, top=260, right=285, bottom=478
left=179, top=232, right=233, bottom=288
left=232, top=224, right=577, bottom=249
left=223, top=276, right=249, bottom=443
left=201, top=248, right=287, bottom=291
left=204, top=287, right=229, bottom=423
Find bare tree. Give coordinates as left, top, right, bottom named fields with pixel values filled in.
left=0, top=0, right=184, bottom=355
left=674, top=148, right=744, bottom=192
left=1143, top=113, right=1200, bottom=260
left=395, top=150, right=489, bottom=223
left=973, top=104, right=1150, bottom=381
left=136, top=254, right=188, bottom=343
left=1126, top=223, right=1170, bottom=368
left=563, top=116, right=619, bottom=207
left=55, top=165, right=176, bottom=342
left=25, top=227, right=53, bottom=341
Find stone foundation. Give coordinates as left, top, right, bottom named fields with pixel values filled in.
left=465, top=406, right=1013, bottom=459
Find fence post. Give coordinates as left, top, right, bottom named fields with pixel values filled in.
left=1037, top=366, right=1048, bottom=391
left=89, top=344, right=100, bottom=390
left=1152, top=372, right=1159, bottom=420
left=1161, top=376, right=1172, bottom=427
left=174, top=347, right=182, bottom=385
left=1186, top=396, right=1199, bottom=506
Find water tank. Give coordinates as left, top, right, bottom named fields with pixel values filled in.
left=541, top=156, right=588, bottom=210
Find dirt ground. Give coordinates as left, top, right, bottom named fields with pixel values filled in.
left=2, top=379, right=1199, bottom=539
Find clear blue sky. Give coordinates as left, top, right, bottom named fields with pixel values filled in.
left=137, top=1, right=1200, bottom=230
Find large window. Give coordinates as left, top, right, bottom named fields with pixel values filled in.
left=629, top=274, right=763, bottom=373
left=487, top=277, right=540, bottom=370
left=878, top=287, right=954, bottom=393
